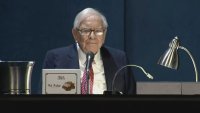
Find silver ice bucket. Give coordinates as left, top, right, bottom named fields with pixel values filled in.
left=0, top=61, right=34, bottom=94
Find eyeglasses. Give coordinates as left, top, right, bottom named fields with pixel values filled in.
left=77, top=28, right=106, bottom=36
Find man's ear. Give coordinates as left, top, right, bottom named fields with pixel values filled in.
left=72, top=28, right=78, bottom=41
left=104, top=29, right=107, bottom=36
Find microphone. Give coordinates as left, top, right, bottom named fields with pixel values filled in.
left=85, top=51, right=95, bottom=72
left=104, top=64, right=154, bottom=95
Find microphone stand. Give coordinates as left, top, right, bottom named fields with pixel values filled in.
left=86, top=68, right=90, bottom=94
left=85, top=52, right=94, bottom=94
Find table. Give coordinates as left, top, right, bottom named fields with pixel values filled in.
left=0, top=94, right=199, bottom=112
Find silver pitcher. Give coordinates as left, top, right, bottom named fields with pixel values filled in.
left=0, top=61, right=34, bottom=94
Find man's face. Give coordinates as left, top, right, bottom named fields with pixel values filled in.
left=72, top=15, right=107, bottom=54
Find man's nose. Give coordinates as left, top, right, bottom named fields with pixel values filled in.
left=89, top=31, right=95, bottom=39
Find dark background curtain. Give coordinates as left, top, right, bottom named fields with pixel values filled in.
left=125, top=0, right=200, bottom=82
left=0, top=0, right=200, bottom=94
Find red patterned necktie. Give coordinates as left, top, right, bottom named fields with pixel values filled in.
left=81, top=65, right=94, bottom=94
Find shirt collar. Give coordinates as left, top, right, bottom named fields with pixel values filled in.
left=76, top=43, right=101, bottom=65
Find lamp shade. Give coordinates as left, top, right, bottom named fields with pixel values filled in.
left=157, top=37, right=179, bottom=69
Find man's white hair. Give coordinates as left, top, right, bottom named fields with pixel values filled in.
left=73, top=8, right=108, bottom=29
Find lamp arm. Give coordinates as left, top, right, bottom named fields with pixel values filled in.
left=112, top=64, right=154, bottom=92
left=179, top=46, right=198, bottom=82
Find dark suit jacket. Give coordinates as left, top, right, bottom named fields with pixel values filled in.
left=42, top=44, right=136, bottom=94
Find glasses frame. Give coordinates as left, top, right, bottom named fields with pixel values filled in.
left=76, top=28, right=106, bottom=36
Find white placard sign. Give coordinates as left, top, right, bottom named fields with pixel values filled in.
left=42, top=69, right=81, bottom=94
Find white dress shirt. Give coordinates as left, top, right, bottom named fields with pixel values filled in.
left=76, top=44, right=107, bottom=94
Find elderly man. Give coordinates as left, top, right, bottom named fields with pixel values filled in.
left=43, top=7, right=136, bottom=94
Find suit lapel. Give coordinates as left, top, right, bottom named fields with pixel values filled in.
left=101, top=47, right=118, bottom=90
left=65, top=44, right=80, bottom=69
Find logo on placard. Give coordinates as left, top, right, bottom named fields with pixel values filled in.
left=62, top=81, right=75, bottom=91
